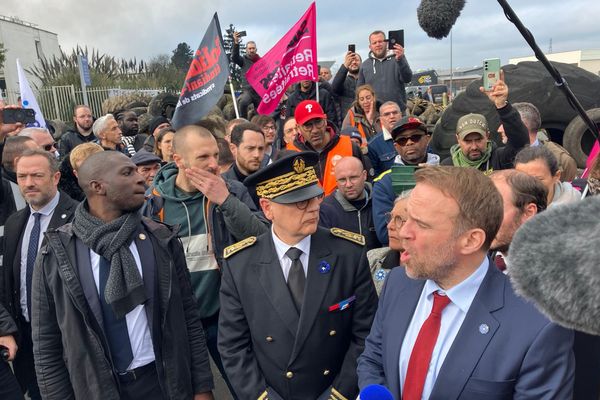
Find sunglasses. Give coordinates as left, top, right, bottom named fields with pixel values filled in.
left=43, top=142, right=57, bottom=151
left=394, top=134, right=425, bottom=146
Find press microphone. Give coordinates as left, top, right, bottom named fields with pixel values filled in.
left=508, top=196, right=600, bottom=336
left=417, top=0, right=466, bottom=39
left=359, top=384, right=394, bottom=400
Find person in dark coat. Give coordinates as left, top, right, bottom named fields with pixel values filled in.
left=31, top=151, right=215, bottom=400
left=218, top=151, right=378, bottom=400
left=1, top=149, right=78, bottom=400
left=286, top=81, right=339, bottom=129
left=319, top=156, right=380, bottom=250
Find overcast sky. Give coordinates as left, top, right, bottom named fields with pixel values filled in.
left=4, top=0, right=600, bottom=73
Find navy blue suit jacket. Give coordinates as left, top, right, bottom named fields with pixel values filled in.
left=357, top=263, right=575, bottom=399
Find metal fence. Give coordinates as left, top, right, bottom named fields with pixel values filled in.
left=1, top=86, right=166, bottom=122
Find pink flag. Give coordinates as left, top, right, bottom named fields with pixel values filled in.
left=246, top=2, right=318, bottom=115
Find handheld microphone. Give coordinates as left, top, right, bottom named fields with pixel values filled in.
left=359, top=384, right=394, bottom=400
left=417, top=0, right=466, bottom=39
left=509, top=197, right=600, bottom=335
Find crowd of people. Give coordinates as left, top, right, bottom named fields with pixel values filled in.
left=0, top=28, right=598, bottom=400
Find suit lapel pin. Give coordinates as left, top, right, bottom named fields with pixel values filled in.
left=318, top=261, right=330, bottom=274
left=61, top=214, right=67, bottom=219
left=139, top=233, right=147, bottom=240
left=479, top=323, right=489, bottom=334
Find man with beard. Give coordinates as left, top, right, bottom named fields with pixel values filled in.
left=441, top=74, right=529, bottom=174
left=332, top=50, right=362, bottom=116
left=232, top=33, right=261, bottom=119
left=218, top=151, right=377, bottom=400
left=58, top=105, right=95, bottom=157
left=32, top=151, right=214, bottom=400
left=117, top=111, right=145, bottom=156
left=223, top=122, right=265, bottom=208
left=2, top=149, right=78, bottom=400
left=489, top=169, right=600, bottom=400
left=144, top=125, right=268, bottom=398
left=358, top=166, right=575, bottom=400
left=286, top=100, right=364, bottom=196
left=372, top=116, right=439, bottom=245
left=489, top=169, right=547, bottom=270
left=286, top=80, right=339, bottom=129
left=250, top=115, right=277, bottom=166
left=358, top=31, right=412, bottom=112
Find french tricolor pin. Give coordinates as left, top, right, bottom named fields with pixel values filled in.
left=329, top=295, right=356, bottom=312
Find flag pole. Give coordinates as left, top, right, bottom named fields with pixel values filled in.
left=316, top=80, right=320, bottom=103
left=229, top=76, right=240, bottom=119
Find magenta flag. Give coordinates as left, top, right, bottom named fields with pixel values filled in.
left=246, top=2, right=318, bottom=115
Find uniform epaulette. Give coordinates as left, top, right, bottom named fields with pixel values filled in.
left=257, top=390, right=268, bottom=400
left=223, top=236, right=257, bottom=259
left=330, top=228, right=365, bottom=246
left=373, top=169, right=392, bottom=182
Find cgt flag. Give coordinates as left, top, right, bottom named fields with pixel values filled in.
left=16, top=59, right=46, bottom=129
left=246, top=2, right=317, bottom=115
left=171, top=13, right=229, bottom=129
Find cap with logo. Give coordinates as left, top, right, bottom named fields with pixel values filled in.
left=244, top=151, right=323, bottom=204
left=294, top=100, right=327, bottom=126
left=390, top=116, right=428, bottom=140
left=456, top=113, right=488, bottom=140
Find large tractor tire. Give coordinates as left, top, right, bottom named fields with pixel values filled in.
left=563, top=108, right=600, bottom=168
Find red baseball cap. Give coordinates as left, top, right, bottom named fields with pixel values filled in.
left=294, top=100, right=327, bottom=126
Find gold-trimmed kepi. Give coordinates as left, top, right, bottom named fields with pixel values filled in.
left=244, top=151, right=323, bottom=204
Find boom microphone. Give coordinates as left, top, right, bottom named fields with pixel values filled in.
left=417, top=0, right=466, bottom=39
left=359, top=384, right=394, bottom=400
left=509, top=196, right=600, bottom=335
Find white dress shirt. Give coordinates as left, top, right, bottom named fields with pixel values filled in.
left=271, top=227, right=311, bottom=281
left=90, top=242, right=155, bottom=370
left=20, top=191, right=60, bottom=321
left=399, top=258, right=489, bottom=399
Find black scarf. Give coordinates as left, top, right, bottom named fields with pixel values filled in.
left=72, top=201, right=147, bottom=319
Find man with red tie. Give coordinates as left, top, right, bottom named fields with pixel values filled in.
left=357, top=166, right=574, bottom=399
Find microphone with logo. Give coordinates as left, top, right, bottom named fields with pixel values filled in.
left=358, top=384, right=394, bottom=400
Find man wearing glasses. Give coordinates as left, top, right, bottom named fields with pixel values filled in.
left=218, top=151, right=378, bottom=400
left=287, top=100, right=365, bottom=196
left=18, top=128, right=58, bottom=157
left=372, top=116, right=439, bottom=245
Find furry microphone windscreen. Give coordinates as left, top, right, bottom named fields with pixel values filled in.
left=509, top=197, right=600, bottom=335
left=417, top=0, right=466, bottom=39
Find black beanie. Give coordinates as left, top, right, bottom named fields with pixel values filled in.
left=148, top=116, right=170, bottom=136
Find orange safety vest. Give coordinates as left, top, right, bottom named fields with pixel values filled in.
left=286, top=135, right=353, bottom=195
left=348, top=109, right=368, bottom=148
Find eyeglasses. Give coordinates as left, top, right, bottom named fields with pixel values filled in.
left=336, top=175, right=362, bottom=185
left=394, top=134, right=425, bottom=146
left=43, top=142, right=57, bottom=151
left=295, top=193, right=324, bottom=210
left=384, top=212, right=406, bottom=228
left=263, top=125, right=276, bottom=131
left=381, top=110, right=400, bottom=118
left=299, top=119, right=326, bottom=132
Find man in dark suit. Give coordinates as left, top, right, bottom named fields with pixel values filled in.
left=1, top=149, right=78, bottom=399
left=218, top=151, right=378, bottom=400
left=31, top=151, right=214, bottom=400
left=357, top=166, right=575, bottom=399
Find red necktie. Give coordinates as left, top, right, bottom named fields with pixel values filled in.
left=403, top=292, right=452, bottom=400
left=494, top=254, right=507, bottom=272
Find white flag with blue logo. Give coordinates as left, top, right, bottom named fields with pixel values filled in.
left=16, top=59, right=46, bottom=128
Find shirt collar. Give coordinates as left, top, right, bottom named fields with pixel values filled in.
left=271, top=226, right=311, bottom=260
left=29, top=191, right=60, bottom=216
left=423, top=257, right=489, bottom=313
left=383, top=127, right=393, bottom=141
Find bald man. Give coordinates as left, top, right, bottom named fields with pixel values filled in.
left=319, top=156, right=381, bottom=250
left=32, top=151, right=215, bottom=400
